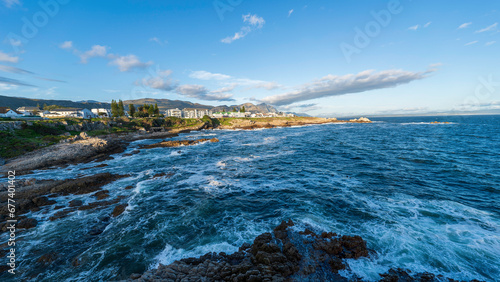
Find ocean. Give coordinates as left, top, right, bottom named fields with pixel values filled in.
left=8, top=115, right=500, bottom=281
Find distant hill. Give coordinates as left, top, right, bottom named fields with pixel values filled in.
left=212, top=103, right=278, bottom=113
left=124, top=99, right=280, bottom=114
left=0, top=95, right=281, bottom=114
left=122, top=98, right=213, bottom=110
left=0, top=95, right=110, bottom=110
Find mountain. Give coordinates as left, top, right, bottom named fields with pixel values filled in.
left=0, top=95, right=110, bottom=110
left=211, top=103, right=278, bottom=113
left=122, top=98, right=213, bottom=110
left=0, top=95, right=280, bottom=114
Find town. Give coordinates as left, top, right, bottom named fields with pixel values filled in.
left=0, top=104, right=296, bottom=120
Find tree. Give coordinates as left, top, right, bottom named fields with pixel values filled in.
left=111, top=100, right=120, bottom=117
left=43, top=103, right=48, bottom=110
left=154, top=103, right=160, bottom=115
left=232, top=107, right=237, bottom=112
left=118, top=100, right=125, bottom=116
left=147, top=106, right=154, bottom=117
left=240, top=106, right=246, bottom=113
left=129, top=104, right=136, bottom=117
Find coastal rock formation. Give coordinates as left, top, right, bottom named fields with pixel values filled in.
left=349, top=117, right=371, bottom=123
left=131, top=220, right=481, bottom=282
left=141, top=138, right=219, bottom=149
left=1, top=137, right=125, bottom=175
left=132, top=220, right=370, bottom=281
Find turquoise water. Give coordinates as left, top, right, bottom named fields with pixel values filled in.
left=6, top=115, right=500, bottom=281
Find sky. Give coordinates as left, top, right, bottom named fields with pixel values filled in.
left=0, top=0, right=499, bottom=117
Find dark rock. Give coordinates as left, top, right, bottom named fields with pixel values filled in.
left=88, top=223, right=108, bottom=236
left=37, top=252, right=58, bottom=266
left=49, top=208, right=76, bottom=221
left=32, top=196, right=57, bottom=207
left=111, top=204, right=127, bottom=217
left=50, top=173, right=128, bottom=195
left=124, top=185, right=134, bottom=190
left=93, top=190, right=110, bottom=200
left=69, top=199, right=83, bottom=207
left=141, top=138, right=219, bottom=149
left=17, top=218, right=38, bottom=229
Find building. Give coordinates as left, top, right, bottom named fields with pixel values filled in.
left=182, top=108, right=212, bottom=119
left=16, top=107, right=41, bottom=116
left=0, top=107, right=24, bottom=118
left=91, top=108, right=112, bottom=117
left=42, top=108, right=94, bottom=119
left=165, top=108, right=212, bottom=119
left=165, top=108, right=182, bottom=118
left=212, top=111, right=250, bottom=118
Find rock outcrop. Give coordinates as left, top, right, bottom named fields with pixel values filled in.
left=141, top=138, right=219, bottom=149
left=132, top=220, right=370, bottom=281
left=131, top=220, right=481, bottom=282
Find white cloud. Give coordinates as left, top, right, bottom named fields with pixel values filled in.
left=475, top=23, right=497, bottom=33
left=60, top=41, right=73, bottom=50
left=150, top=37, right=168, bottom=46
left=221, top=14, right=265, bottom=43
left=139, top=69, right=176, bottom=91
left=261, top=68, right=436, bottom=106
left=189, top=70, right=281, bottom=91
left=408, top=25, right=419, bottom=31
left=288, top=9, right=294, bottom=17
left=0, top=65, right=33, bottom=74
left=464, top=40, right=478, bottom=46
left=80, top=45, right=108, bottom=63
left=458, top=22, right=472, bottom=29
left=424, top=22, right=432, bottom=28
left=176, top=84, right=234, bottom=101
left=190, top=70, right=231, bottom=80
left=108, top=54, right=153, bottom=72
left=243, top=14, right=265, bottom=27
left=0, top=51, right=19, bottom=63
left=7, top=38, right=22, bottom=47
left=485, top=41, right=496, bottom=46
left=2, top=0, right=20, bottom=8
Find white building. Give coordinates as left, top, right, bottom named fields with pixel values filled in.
left=16, top=107, right=41, bottom=116
left=0, top=107, right=24, bottom=118
left=43, top=108, right=94, bottom=119
left=212, top=111, right=250, bottom=118
left=165, top=108, right=182, bottom=118
left=91, top=108, right=112, bottom=117
left=182, top=108, right=212, bottom=119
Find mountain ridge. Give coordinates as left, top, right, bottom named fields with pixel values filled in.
left=0, top=95, right=280, bottom=114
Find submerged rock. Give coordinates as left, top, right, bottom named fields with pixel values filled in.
left=112, top=204, right=128, bottom=217
left=141, top=138, right=219, bottom=149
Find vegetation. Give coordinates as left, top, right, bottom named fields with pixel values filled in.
left=0, top=122, right=70, bottom=158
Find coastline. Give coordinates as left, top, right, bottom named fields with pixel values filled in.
left=1, top=117, right=369, bottom=174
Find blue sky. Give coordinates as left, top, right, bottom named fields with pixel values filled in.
left=0, top=0, right=499, bottom=116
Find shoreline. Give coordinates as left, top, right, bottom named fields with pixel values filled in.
left=1, top=117, right=370, bottom=175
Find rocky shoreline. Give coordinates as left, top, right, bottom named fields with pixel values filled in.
left=128, top=220, right=482, bottom=282
left=0, top=117, right=367, bottom=175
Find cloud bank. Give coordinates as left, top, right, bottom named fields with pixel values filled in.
left=261, top=68, right=436, bottom=106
